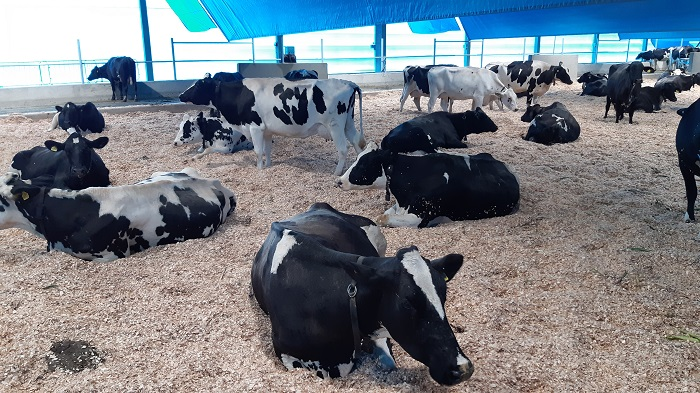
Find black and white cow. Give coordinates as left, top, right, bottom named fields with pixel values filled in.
left=47, top=102, right=105, bottom=134
left=381, top=108, right=497, bottom=153
left=87, top=56, right=137, bottom=102
left=487, top=60, right=574, bottom=105
left=10, top=132, right=110, bottom=190
left=0, top=168, right=236, bottom=261
left=519, top=102, right=580, bottom=144
left=399, top=65, right=457, bottom=112
left=427, top=66, right=519, bottom=113
left=336, top=142, right=520, bottom=227
left=211, top=71, right=244, bottom=82
left=173, top=112, right=254, bottom=159
left=577, top=72, right=608, bottom=97
left=179, top=75, right=365, bottom=175
left=675, top=97, right=700, bottom=222
left=251, top=202, right=472, bottom=385
left=605, top=61, right=645, bottom=123
left=636, top=48, right=669, bottom=61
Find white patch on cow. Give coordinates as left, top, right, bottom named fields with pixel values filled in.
left=280, top=354, right=354, bottom=378
left=462, top=155, right=471, bottom=170
left=401, top=249, right=445, bottom=320
left=72, top=137, right=80, bottom=144
left=361, top=225, right=387, bottom=257
left=48, top=112, right=59, bottom=131
left=550, top=113, right=569, bottom=132
left=271, top=229, right=297, bottom=274
left=377, top=203, right=422, bottom=227
left=443, top=172, right=449, bottom=183
left=457, top=353, right=469, bottom=366
left=336, top=142, right=386, bottom=191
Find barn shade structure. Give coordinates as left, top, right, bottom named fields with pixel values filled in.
left=166, top=0, right=700, bottom=42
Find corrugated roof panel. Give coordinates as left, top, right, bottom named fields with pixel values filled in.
left=166, top=0, right=216, bottom=33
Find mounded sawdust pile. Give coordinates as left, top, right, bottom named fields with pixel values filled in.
left=0, top=80, right=699, bottom=392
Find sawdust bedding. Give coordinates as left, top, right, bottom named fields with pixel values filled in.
left=0, top=81, right=699, bottom=392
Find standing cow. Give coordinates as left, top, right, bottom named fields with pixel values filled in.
left=47, top=102, right=105, bottom=134
left=251, top=202, right=472, bottom=384
left=605, top=61, right=645, bottom=123
left=675, top=98, right=700, bottom=223
left=487, top=60, right=573, bottom=105
left=427, top=66, right=518, bottom=113
left=179, top=75, right=365, bottom=175
left=399, top=65, right=457, bottom=112
left=87, top=56, right=137, bottom=102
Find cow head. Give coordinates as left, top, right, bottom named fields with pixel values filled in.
left=87, top=65, right=107, bottom=81
left=179, top=75, right=217, bottom=105
left=495, top=86, right=519, bottom=111
left=0, top=173, right=40, bottom=232
left=451, top=108, right=498, bottom=139
left=44, top=133, right=109, bottom=179
left=554, top=63, right=574, bottom=85
left=354, top=246, right=473, bottom=385
left=335, top=142, right=387, bottom=191
left=174, top=113, right=204, bottom=146
left=520, top=105, right=544, bottom=122
left=55, top=103, right=81, bottom=132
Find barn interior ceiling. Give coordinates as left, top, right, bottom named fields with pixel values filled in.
left=167, top=0, right=700, bottom=42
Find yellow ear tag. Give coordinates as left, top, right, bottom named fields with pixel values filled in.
left=50, top=146, right=57, bottom=152
left=444, top=275, right=449, bottom=282
left=21, top=192, right=29, bottom=200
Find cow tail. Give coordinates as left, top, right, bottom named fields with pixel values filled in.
left=351, top=82, right=364, bottom=143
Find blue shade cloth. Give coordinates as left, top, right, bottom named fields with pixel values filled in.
left=408, top=19, right=461, bottom=34
left=166, top=0, right=216, bottom=33
left=168, top=0, right=700, bottom=42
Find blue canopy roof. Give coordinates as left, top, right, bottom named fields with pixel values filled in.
left=167, top=0, right=700, bottom=42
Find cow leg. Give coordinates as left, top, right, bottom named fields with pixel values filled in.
left=440, top=98, right=450, bottom=112
left=427, top=95, right=437, bottom=114
left=109, top=80, right=117, bottom=100
left=376, top=204, right=423, bottom=227
left=471, top=95, right=484, bottom=111
left=398, top=88, right=409, bottom=112
left=628, top=109, right=635, bottom=124
left=121, top=78, right=128, bottom=102
left=448, top=98, right=454, bottom=113
left=132, top=78, right=137, bottom=101
left=332, top=128, right=350, bottom=176
left=680, top=162, right=698, bottom=222
left=604, top=97, right=611, bottom=118
left=248, top=129, right=267, bottom=170
left=413, top=97, right=422, bottom=112
left=263, top=133, right=274, bottom=168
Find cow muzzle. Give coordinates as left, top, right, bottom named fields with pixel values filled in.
left=434, top=360, right=474, bottom=386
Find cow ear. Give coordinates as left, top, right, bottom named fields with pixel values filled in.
left=430, top=254, right=464, bottom=282
left=88, top=137, right=109, bottom=149
left=9, top=180, right=41, bottom=201
left=44, top=140, right=65, bottom=152
left=55, top=106, right=63, bottom=112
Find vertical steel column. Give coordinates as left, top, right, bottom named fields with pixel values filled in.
left=534, top=36, right=541, bottom=54
left=77, top=39, right=85, bottom=84
left=464, top=31, right=470, bottom=67
left=139, top=0, right=154, bottom=81
left=374, top=24, right=386, bottom=72
left=592, top=34, right=599, bottom=64
left=171, top=38, right=177, bottom=80
left=275, top=36, right=284, bottom=63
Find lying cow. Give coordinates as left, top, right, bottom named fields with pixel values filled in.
left=605, top=61, right=645, bottom=123
left=427, top=66, right=518, bottom=113
left=0, top=168, right=236, bottom=261
left=336, top=142, right=520, bottom=227
left=520, top=102, right=581, bottom=144
left=675, top=97, right=700, bottom=222
left=399, top=65, right=456, bottom=112
left=654, top=73, right=700, bottom=102
left=179, top=75, right=365, bottom=175
left=47, top=102, right=105, bottom=134
left=211, top=71, right=244, bottom=82
left=10, top=132, right=110, bottom=190
left=251, top=202, right=472, bottom=385
left=577, top=72, right=608, bottom=97
left=381, top=108, right=497, bottom=153
left=487, top=61, right=573, bottom=105
left=87, top=56, right=137, bottom=102
left=174, top=112, right=254, bottom=159
left=636, top=48, right=668, bottom=61
left=627, top=85, right=664, bottom=123
left=284, top=69, right=319, bottom=80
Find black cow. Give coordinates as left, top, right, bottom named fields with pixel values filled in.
left=605, top=61, right=645, bottom=123
left=10, top=132, right=110, bottom=190
left=627, top=85, right=664, bottom=123
left=636, top=48, right=668, bottom=61
left=399, top=65, right=457, bottom=112
left=251, top=202, right=472, bottom=385
left=381, top=108, right=497, bottom=153
left=47, top=102, right=105, bottom=134
left=675, top=98, right=700, bottom=222
left=211, top=71, right=244, bottom=82
left=284, top=69, right=319, bottom=80
left=87, top=56, right=137, bottom=102
left=577, top=72, right=608, bottom=97
left=520, top=102, right=580, bottom=144
left=654, top=73, right=700, bottom=102
left=336, top=142, right=520, bottom=227
left=0, top=168, right=236, bottom=261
